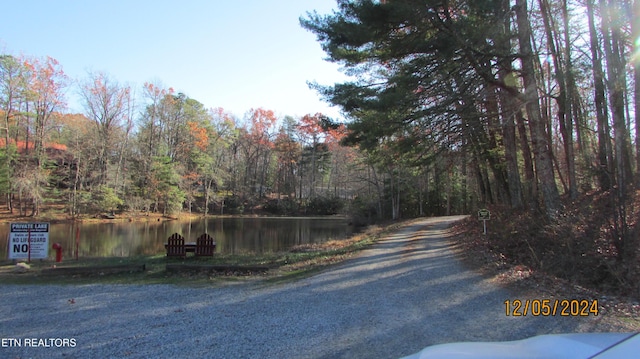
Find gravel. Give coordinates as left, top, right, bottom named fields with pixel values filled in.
left=0, top=216, right=622, bottom=359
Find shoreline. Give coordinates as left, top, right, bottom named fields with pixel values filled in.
left=0, top=208, right=351, bottom=225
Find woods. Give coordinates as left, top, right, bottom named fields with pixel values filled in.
left=1, top=0, right=639, bottom=225
left=300, top=0, right=638, bottom=216
left=1, top=0, right=640, bottom=297
left=0, top=64, right=363, bottom=218
left=299, top=0, right=640, bottom=294
left=0, top=57, right=391, bottom=220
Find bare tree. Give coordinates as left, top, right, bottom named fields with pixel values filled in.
left=79, top=72, right=131, bottom=187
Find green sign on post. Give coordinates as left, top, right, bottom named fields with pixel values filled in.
left=478, top=209, right=490, bottom=234
left=478, top=209, right=490, bottom=220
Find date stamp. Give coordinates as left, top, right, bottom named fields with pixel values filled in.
left=504, top=299, right=599, bottom=317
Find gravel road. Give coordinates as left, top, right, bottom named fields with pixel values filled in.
left=0, top=216, right=620, bottom=358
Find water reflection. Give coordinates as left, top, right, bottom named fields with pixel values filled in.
left=0, top=217, right=354, bottom=259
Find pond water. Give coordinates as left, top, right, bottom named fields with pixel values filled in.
left=0, top=217, right=355, bottom=259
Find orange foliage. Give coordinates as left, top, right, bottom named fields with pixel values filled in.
left=274, top=132, right=301, bottom=165
left=0, top=138, right=67, bottom=152
left=246, top=108, right=277, bottom=148
left=143, top=82, right=174, bottom=98
left=298, top=113, right=324, bottom=140
left=55, top=113, right=92, bottom=131
left=24, top=56, right=67, bottom=110
left=183, top=171, right=199, bottom=182
left=187, top=121, right=209, bottom=151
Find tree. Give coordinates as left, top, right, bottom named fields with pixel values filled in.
left=538, top=0, right=578, bottom=198
left=26, top=56, right=67, bottom=167
left=148, top=156, right=185, bottom=215
left=206, top=107, right=238, bottom=214
left=57, top=113, right=94, bottom=217
left=0, top=55, right=28, bottom=211
left=16, top=56, right=67, bottom=216
left=600, top=0, right=633, bottom=191
left=79, top=72, right=131, bottom=188
left=634, top=0, right=640, bottom=185
left=92, top=186, right=123, bottom=213
left=301, top=0, right=565, bottom=217
left=514, top=0, right=561, bottom=216
left=297, top=113, right=326, bottom=198
left=240, top=108, right=277, bottom=197
left=274, top=120, right=302, bottom=198
left=586, top=0, right=613, bottom=191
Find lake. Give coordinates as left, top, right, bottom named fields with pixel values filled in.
left=0, top=217, right=355, bottom=260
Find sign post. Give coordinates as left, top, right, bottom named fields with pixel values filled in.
left=8, top=223, right=50, bottom=261
left=477, top=209, right=490, bottom=235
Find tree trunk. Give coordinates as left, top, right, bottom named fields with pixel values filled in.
left=484, top=91, right=510, bottom=204
left=496, top=3, right=524, bottom=209
left=475, top=0, right=524, bottom=209
left=587, top=0, right=612, bottom=190
left=633, top=0, right=640, bottom=187
left=204, top=177, right=211, bottom=217
left=539, top=0, right=578, bottom=198
left=501, top=99, right=524, bottom=209
left=515, top=0, right=561, bottom=217
left=600, top=0, right=634, bottom=191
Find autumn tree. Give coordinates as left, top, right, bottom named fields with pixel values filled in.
left=205, top=107, right=238, bottom=214
left=0, top=55, right=27, bottom=211
left=297, top=113, right=327, bottom=198
left=179, top=98, right=215, bottom=213
left=239, top=108, right=278, bottom=198
left=14, top=56, right=67, bottom=215
left=274, top=117, right=302, bottom=198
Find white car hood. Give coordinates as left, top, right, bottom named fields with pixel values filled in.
left=401, top=333, right=639, bottom=359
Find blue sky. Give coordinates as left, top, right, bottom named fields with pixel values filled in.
left=0, top=0, right=346, bottom=120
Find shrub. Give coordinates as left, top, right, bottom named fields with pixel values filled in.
left=264, top=198, right=299, bottom=215
left=91, top=186, right=123, bottom=213
left=305, top=196, right=344, bottom=215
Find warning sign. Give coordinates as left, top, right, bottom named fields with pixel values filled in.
left=7, top=223, right=50, bottom=260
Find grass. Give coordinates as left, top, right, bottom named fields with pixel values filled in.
left=0, top=222, right=402, bottom=286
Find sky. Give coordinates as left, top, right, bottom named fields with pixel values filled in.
left=0, top=0, right=347, bottom=120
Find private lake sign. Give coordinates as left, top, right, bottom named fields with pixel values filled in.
left=7, top=222, right=50, bottom=260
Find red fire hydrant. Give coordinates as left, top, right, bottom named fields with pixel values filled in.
left=52, top=243, right=63, bottom=263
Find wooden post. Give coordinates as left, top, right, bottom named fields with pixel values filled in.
left=75, top=226, right=80, bottom=260
left=27, top=228, right=31, bottom=263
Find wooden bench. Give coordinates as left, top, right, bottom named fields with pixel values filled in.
left=166, top=233, right=186, bottom=258
left=194, top=233, right=216, bottom=257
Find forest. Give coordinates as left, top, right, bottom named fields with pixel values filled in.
left=299, top=0, right=640, bottom=294
left=0, top=0, right=637, bottom=218
left=2, top=0, right=640, bottom=275
left=0, top=0, right=636, bottom=220
left=0, top=64, right=370, bottom=219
